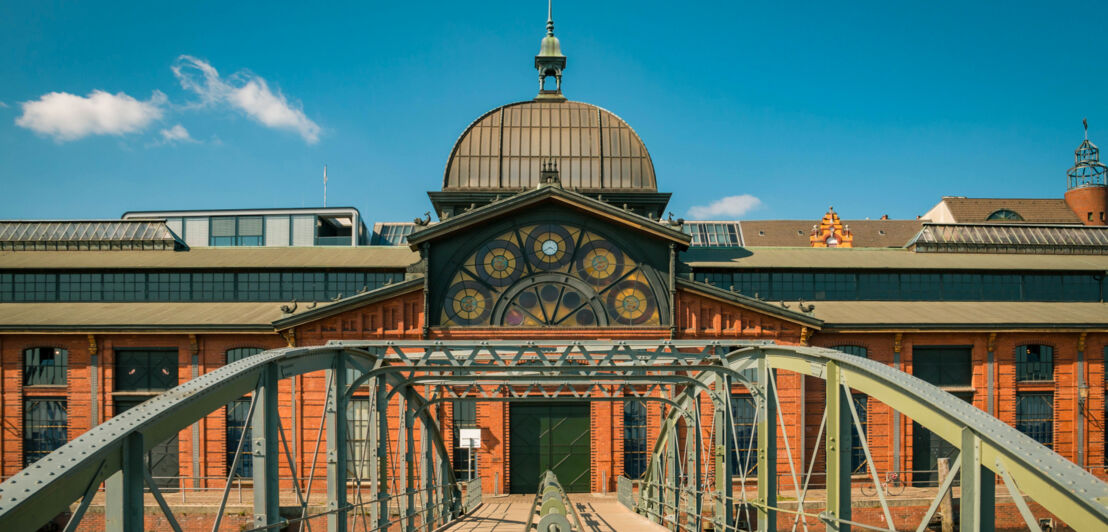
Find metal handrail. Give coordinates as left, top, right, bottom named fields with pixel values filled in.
left=525, top=470, right=584, bottom=532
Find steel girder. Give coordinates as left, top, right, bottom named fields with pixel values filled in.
left=0, top=345, right=460, bottom=532
left=3, top=340, right=1107, bottom=531
left=643, top=344, right=1108, bottom=531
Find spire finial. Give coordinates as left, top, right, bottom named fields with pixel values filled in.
left=535, top=0, right=567, bottom=100
left=1084, top=117, right=1089, bottom=140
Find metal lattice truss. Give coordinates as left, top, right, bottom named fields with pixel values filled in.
left=0, top=340, right=1105, bottom=532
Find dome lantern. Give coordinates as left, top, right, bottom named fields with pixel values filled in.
left=535, top=0, right=567, bottom=100
left=1067, top=118, right=1108, bottom=190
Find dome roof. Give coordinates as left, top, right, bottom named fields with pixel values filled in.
left=443, top=100, right=657, bottom=192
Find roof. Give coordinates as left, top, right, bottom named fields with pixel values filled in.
left=738, top=220, right=923, bottom=248
left=122, top=206, right=362, bottom=218
left=408, top=184, right=691, bottom=248
left=0, top=221, right=186, bottom=251
left=680, top=246, right=1108, bottom=271
left=0, top=301, right=309, bottom=331
left=273, top=278, right=424, bottom=329
left=812, top=301, right=1108, bottom=329
left=676, top=278, right=822, bottom=327
left=908, top=223, right=1108, bottom=254
left=442, top=100, right=656, bottom=192
left=0, top=246, right=419, bottom=270
left=931, top=197, right=1081, bottom=224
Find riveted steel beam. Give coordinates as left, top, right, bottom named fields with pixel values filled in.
left=960, top=428, right=994, bottom=531
left=327, top=354, right=348, bottom=532
left=824, top=361, right=851, bottom=532
left=105, top=432, right=143, bottom=532
left=253, top=364, right=281, bottom=529
left=757, top=357, right=777, bottom=532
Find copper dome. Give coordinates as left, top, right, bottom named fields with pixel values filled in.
left=442, top=100, right=657, bottom=192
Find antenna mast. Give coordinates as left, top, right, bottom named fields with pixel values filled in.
left=323, top=164, right=328, bottom=207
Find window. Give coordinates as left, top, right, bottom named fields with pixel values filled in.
left=850, top=395, right=868, bottom=474
left=225, top=347, right=262, bottom=477
left=371, top=223, right=417, bottom=246
left=831, top=346, right=868, bottom=473
left=1016, top=393, right=1053, bottom=449
left=115, top=349, right=178, bottom=392
left=210, top=216, right=264, bottom=246
left=832, top=345, right=867, bottom=358
left=24, top=399, right=67, bottom=466
left=347, top=398, right=373, bottom=479
left=1016, top=345, right=1053, bottom=382
left=683, top=222, right=742, bottom=247
left=225, top=399, right=253, bottom=477
left=912, top=347, right=972, bottom=387
left=0, top=270, right=404, bottom=303
left=730, top=395, right=757, bottom=476
left=24, top=347, right=67, bottom=386
left=986, top=209, right=1024, bottom=221
left=623, top=400, right=648, bottom=479
left=453, top=400, right=478, bottom=480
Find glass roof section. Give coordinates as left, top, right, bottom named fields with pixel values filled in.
left=682, top=222, right=743, bottom=247
left=908, top=223, right=1108, bottom=254
left=0, top=221, right=186, bottom=251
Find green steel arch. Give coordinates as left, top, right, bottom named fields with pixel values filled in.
left=1, top=340, right=1106, bottom=532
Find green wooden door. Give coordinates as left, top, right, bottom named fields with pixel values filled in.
left=509, top=402, right=591, bottom=493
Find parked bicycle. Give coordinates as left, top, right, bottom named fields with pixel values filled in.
left=860, top=471, right=906, bottom=497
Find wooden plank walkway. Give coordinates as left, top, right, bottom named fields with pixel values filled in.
left=442, top=494, right=666, bottom=532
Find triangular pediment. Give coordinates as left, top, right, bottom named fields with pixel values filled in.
left=408, top=185, right=691, bottom=250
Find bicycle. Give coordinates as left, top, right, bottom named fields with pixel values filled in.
left=860, top=471, right=906, bottom=497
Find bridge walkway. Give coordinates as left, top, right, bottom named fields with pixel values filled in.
left=443, top=494, right=665, bottom=532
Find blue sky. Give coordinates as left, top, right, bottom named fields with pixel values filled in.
left=2, top=1, right=1106, bottom=224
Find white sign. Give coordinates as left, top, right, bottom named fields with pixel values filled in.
left=459, top=428, right=482, bottom=449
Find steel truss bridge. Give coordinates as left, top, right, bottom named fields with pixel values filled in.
left=1, top=340, right=1107, bottom=532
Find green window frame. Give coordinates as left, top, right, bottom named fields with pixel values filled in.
left=24, top=398, right=67, bottom=467
left=623, top=400, right=648, bottom=479
left=114, top=349, right=178, bottom=392
left=24, top=347, right=67, bottom=386
left=1015, top=345, right=1053, bottom=382
left=1016, top=393, right=1053, bottom=449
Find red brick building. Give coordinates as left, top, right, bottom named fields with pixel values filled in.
left=2, top=15, right=1108, bottom=504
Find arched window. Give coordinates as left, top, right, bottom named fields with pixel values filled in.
left=986, top=209, right=1024, bottom=221
left=1016, top=345, right=1053, bottom=382
left=24, top=347, right=67, bottom=386
left=226, top=347, right=263, bottom=477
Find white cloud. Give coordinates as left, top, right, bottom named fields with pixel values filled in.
left=15, top=90, right=165, bottom=141
left=158, top=124, right=196, bottom=144
left=687, top=194, right=763, bottom=219
left=0, top=101, right=8, bottom=108
left=172, top=55, right=320, bottom=144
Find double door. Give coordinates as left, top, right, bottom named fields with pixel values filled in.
left=509, top=402, right=591, bottom=493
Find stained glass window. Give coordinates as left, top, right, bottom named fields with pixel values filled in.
left=440, top=223, right=663, bottom=327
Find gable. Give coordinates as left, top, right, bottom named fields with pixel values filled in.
left=287, top=289, right=424, bottom=342
left=428, top=201, right=674, bottom=328
left=674, top=289, right=815, bottom=341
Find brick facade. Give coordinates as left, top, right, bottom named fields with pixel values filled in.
left=3, top=287, right=1105, bottom=529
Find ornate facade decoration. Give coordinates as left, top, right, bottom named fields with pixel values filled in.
left=440, top=222, right=664, bottom=327
left=809, top=206, right=854, bottom=248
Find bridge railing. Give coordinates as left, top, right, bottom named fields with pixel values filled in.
left=463, top=476, right=482, bottom=513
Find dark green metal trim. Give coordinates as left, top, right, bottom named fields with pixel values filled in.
left=675, top=277, right=823, bottom=327
left=411, top=186, right=689, bottom=249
